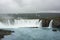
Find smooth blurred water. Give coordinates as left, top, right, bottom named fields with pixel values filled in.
left=2, top=28, right=60, bottom=40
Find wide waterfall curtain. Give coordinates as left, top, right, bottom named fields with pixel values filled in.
left=0, top=19, right=39, bottom=28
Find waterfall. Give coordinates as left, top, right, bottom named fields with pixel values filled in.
left=48, top=20, right=53, bottom=28
left=39, top=20, right=42, bottom=27
left=8, top=20, right=10, bottom=25
left=14, top=19, right=39, bottom=27
left=0, top=19, right=42, bottom=28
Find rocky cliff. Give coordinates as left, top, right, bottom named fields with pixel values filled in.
left=52, top=17, right=60, bottom=28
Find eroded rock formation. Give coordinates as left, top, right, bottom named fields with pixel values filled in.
left=41, top=18, right=51, bottom=27
left=52, top=17, right=60, bottom=28
left=0, top=29, right=14, bottom=40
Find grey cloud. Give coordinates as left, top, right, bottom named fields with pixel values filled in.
left=0, top=0, right=60, bottom=13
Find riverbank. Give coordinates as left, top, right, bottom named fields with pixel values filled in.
left=0, top=29, right=14, bottom=40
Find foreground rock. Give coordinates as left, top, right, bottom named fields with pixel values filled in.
left=0, top=29, right=14, bottom=40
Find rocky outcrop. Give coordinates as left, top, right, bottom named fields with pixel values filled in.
left=41, top=18, right=51, bottom=27
left=52, top=17, right=60, bottom=28
left=0, top=29, right=14, bottom=40
left=39, top=17, right=60, bottom=28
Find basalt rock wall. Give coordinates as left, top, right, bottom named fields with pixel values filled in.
left=52, top=17, right=60, bottom=28
left=39, top=18, right=51, bottom=27
left=41, top=17, right=60, bottom=28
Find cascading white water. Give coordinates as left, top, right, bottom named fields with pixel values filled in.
left=14, top=19, right=39, bottom=27
left=39, top=20, right=42, bottom=27
left=0, top=19, right=40, bottom=28
left=48, top=20, right=53, bottom=28
left=1, top=19, right=53, bottom=28
left=8, top=20, right=11, bottom=25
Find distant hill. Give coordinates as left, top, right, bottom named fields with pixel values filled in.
left=0, top=13, right=60, bottom=19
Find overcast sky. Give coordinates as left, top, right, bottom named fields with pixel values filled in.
left=0, top=0, right=60, bottom=13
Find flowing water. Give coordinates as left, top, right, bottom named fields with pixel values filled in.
left=39, top=20, right=42, bottom=27
left=48, top=20, right=53, bottom=28
left=0, top=19, right=40, bottom=28
left=0, top=19, right=60, bottom=40
left=1, top=28, right=60, bottom=40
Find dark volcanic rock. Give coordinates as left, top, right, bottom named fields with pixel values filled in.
left=52, top=17, right=60, bottom=28
left=40, top=17, right=60, bottom=28
left=0, top=35, right=4, bottom=38
left=0, top=29, right=14, bottom=40
left=42, top=18, right=51, bottom=27
left=52, top=29, right=57, bottom=32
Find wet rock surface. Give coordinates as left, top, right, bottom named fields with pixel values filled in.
left=41, top=17, right=60, bottom=28
left=42, top=18, right=51, bottom=27
left=0, top=29, right=14, bottom=40
left=52, top=17, right=60, bottom=28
